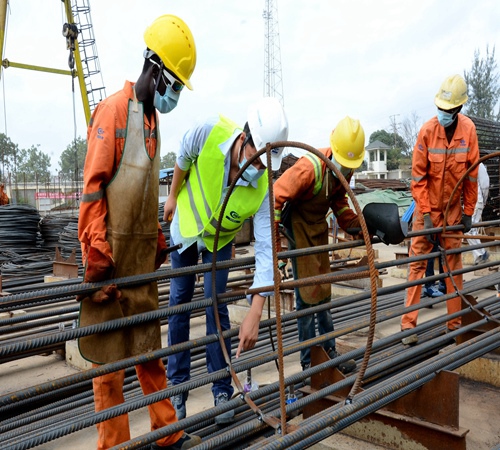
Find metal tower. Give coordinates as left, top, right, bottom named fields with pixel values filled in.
left=262, top=0, right=284, bottom=106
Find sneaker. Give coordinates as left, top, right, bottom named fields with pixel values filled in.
left=214, top=392, right=235, bottom=425
left=171, top=393, right=186, bottom=421
left=327, top=349, right=356, bottom=374
left=474, top=251, right=490, bottom=265
left=438, top=281, right=446, bottom=293
left=151, top=432, right=201, bottom=450
left=401, top=329, right=418, bottom=345
left=423, top=285, right=443, bottom=298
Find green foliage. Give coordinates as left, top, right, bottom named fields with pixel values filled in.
left=160, top=151, right=177, bottom=169
left=59, top=137, right=87, bottom=180
left=463, top=46, right=500, bottom=120
left=16, top=145, right=51, bottom=182
left=0, top=133, right=19, bottom=181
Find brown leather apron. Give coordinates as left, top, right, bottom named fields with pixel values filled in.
left=289, top=170, right=334, bottom=304
left=79, top=93, right=161, bottom=363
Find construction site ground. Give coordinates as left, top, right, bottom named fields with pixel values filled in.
left=1, top=242, right=499, bottom=449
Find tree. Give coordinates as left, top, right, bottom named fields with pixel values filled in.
left=16, top=145, right=51, bottom=182
left=0, top=133, right=19, bottom=182
left=160, top=151, right=177, bottom=169
left=463, top=46, right=500, bottom=120
left=400, top=111, right=422, bottom=156
left=59, top=137, right=87, bottom=181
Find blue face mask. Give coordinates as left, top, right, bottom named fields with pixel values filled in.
left=437, top=109, right=456, bottom=128
left=239, top=146, right=265, bottom=183
left=331, top=158, right=352, bottom=179
left=239, top=158, right=265, bottom=183
left=154, top=85, right=180, bottom=114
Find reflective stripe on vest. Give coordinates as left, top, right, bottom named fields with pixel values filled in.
left=303, top=153, right=323, bottom=196
left=178, top=115, right=268, bottom=251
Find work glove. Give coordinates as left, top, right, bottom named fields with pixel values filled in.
left=84, top=246, right=114, bottom=283
left=155, top=228, right=168, bottom=270
left=76, top=284, right=122, bottom=303
left=461, top=214, right=472, bottom=233
left=423, top=213, right=434, bottom=243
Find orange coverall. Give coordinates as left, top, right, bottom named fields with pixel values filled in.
left=79, top=81, right=181, bottom=449
left=401, top=114, right=479, bottom=331
left=0, top=184, right=8, bottom=205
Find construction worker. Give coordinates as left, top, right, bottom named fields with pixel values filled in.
left=467, top=162, right=490, bottom=264
left=77, top=15, right=200, bottom=450
left=0, top=183, right=9, bottom=205
left=401, top=74, right=479, bottom=344
left=273, top=116, right=364, bottom=375
left=163, top=97, right=288, bottom=424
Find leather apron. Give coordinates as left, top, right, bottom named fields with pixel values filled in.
left=288, top=170, right=333, bottom=304
left=79, top=94, right=161, bottom=363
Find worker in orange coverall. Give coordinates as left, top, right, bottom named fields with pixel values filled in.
left=77, top=15, right=201, bottom=450
left=273, top=116, right=364, bottom=374
left=401, top=74, right=479, bottom=344
left=0, top=183, right=9, bottom=205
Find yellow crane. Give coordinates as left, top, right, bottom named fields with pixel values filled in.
left=0, top=0, right=105, bottom=125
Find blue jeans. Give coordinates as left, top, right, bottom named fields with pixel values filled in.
left=167, top=240, right=234, bottom=399
left=425, top=243, right=443, bottom=288
left=295, top=294, right=336, bottom=369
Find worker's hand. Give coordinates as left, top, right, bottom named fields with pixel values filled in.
left=76, top=284, right=122, bottom=303
left=155, top=228, right=168, bottom=269
left=84, top=246, right=114, bottom=283
left=236, top=295, right=264, bottom=358
left=423, top=213, right=434, bottom=243
left=461, top=214, right=472, bottom=233
left=163, top=196, right=176, bottom=222
left=274, top=220, right=282, bottom=257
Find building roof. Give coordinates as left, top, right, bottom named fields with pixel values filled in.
left=366, top=140, right=391, bottom=150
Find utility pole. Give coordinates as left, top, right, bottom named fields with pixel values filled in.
left=262, top=0, right=284, bottom=106
left=389, top=114, right=400, bottom=148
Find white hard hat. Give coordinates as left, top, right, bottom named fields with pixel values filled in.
left=247, top=97, right=289, bottom=171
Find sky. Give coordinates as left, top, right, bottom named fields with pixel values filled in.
left=0, top=0, right=499, bottom=173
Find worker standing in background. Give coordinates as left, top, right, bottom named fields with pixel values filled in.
left=467, top=162, right=490, bottom=264
left=0, top=183, right=9, bottom=205
left=401, top=74, right=479, bottom=344
left=77, top=15, right=200, bottom=450
left=273, top=116, right=363, bottom=376
left=163, top=97, right=288, bottom=424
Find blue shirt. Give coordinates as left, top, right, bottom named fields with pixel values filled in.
left=170, top=116, right=274, bottom=298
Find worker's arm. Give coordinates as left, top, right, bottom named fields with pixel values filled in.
left=163, top=118, right=215, bottom=222
left=462, top=122, right=479, bottom=216
left=78, top=101, right=118, bottom=266
left=410, top=126, right=431, bottom=215
left=236, top=294, right=265, bottom=358
left=163, top=163, right=188, bottom=222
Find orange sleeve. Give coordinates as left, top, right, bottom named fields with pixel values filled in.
left=411, top=126, right=431, bottom=215
left=78, top=101, right=121, bottom=263
left=462, top=122, right=479, bottom=216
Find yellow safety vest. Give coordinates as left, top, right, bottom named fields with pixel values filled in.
left=178, top=115, right=268, bottom=251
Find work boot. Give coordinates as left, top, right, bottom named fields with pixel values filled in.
left=401, top=329, right=418, bottom=345
left=171, top=393, right=186, bottom=420
left=214, top=392, right=235, bottom=425
left=474, top=251, right=490, bottom=265
left=327, top=349, right=356, bottom=374
left=150, top=433, right=201, bottom=449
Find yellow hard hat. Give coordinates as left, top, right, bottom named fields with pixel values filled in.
left=144, top=15, right=197, bottom=90
left=330, top=116, right=365, bottom=169
left=434, top=74, right=468, bottom=110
